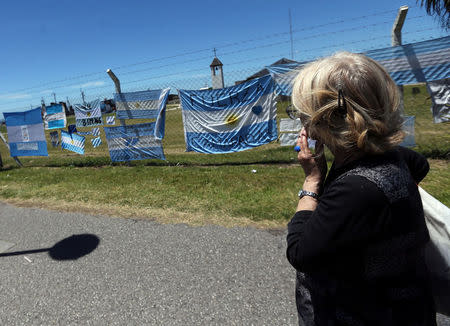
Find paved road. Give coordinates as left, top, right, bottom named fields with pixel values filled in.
left=1, top=202, right=449, bottom=325
left=0, top=202, right=297, bottom=325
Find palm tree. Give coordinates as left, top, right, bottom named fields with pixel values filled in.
left=417, top=0, right=450, bottom=29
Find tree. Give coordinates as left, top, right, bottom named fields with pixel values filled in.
left=417, top=0, right=450, bottom=29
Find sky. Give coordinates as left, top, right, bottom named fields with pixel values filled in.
left=0, top=0, right=448, bottom=117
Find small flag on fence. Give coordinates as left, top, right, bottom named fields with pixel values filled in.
left=61, top=130, right=85, bottom=155
left=50, top=131, right=59, bottom=147
left=68, top=124, right=77, bottom=134
left=104, top=123, right=165, bottom=162
left=74, top=99, right=103, bottom=127
left=106, top=115, right=116, bottom=125
left=44, top=104, right=66, bottom=130
left=92, top=127, right=100, bottom=137
left=3, top=107, right=48, bottom=156
left=91, top=137, right=102, bottom=148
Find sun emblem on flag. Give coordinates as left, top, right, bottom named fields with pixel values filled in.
left=87, top=112, right=91, bottom=117
left=225, top=113, right=239, bottom=126
left=134, top=103, right=141, bottom=108
left=71, top=140, right=74, bottom=145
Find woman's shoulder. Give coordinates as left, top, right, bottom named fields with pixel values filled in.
left=332, top=155, right=412, bottom=204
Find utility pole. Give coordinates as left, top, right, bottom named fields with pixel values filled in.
left=391, top=6, right=408, bottom=114
left=80, top=89, right=86, bottom=105
left=52, top=92, right=56, bottom=104
left=289, top=9, right=294, bottom=60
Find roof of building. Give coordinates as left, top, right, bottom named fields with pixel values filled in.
left=210, top=57, right=223, bottom=67
left=248, top=58, right=297, bottom=79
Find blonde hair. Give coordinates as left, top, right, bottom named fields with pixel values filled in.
left=292, top=51, right=404, bottom=156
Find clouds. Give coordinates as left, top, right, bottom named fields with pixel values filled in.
left=71, top=81, right=106, bottom=89
left=0, top=93, right=31, bottom=100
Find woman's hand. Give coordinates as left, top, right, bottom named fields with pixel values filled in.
left=297, top=128, right=327, bottom=194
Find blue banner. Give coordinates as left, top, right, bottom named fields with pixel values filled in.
left=179, top=75, right=277, bottom=154
left=267, top=36, right=450, bottom=95
left=44, top=104, right=66, bottom=130
left=104, top=123, right=165, bottom=162
left=3, top=107, right=48, bottom=157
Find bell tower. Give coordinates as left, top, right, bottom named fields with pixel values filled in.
left=210, top=48, right=224, bottom=89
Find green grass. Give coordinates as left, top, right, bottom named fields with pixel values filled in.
left=0, top=85, right=448, bottom=227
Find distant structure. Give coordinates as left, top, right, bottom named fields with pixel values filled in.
left=235, top=57, right=298, bottom=85
left=210, top=51, right=224, bottom=89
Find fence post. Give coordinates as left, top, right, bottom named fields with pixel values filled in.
left=0, top=131, right=23, bottom=167
left=106, top=69, right=131, bottom=165
left=391, top=6, right=408, bottom=114
left=106, top=69, right=126, bottom=127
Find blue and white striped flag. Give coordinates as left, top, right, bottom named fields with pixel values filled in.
left=92, top=127, right=100, bottom=137
left=91, top=136, right=102, bottom=148
left=61, top=130, right=85, bottom=155
left=179, top=75, right=277, bottom=154
left=106, top=115, right=116, bottom=125
left=114, top=88, right=169, bottom=120
left=3, top=107, right=48, bottom=157
left=44, top=104, right=66, bottom=130
left=74, top=99, right=103, bottom=127
left=267, top=36, right=450, bottom=95
left=77, top=130, right=92, bottom=136
left=104, top=123, right=165, bottom=162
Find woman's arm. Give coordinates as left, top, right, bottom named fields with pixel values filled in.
left=295, top=128, right=327, bottom=212
left=287, top=175, right=386, bottom=273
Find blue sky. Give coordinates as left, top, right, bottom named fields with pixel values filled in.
left=0, top=0, right=447, bottom=117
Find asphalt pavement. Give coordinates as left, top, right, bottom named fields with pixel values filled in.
left=0, top=201, right=448, bottom=325
left=0, top=202, right=297, bottom=325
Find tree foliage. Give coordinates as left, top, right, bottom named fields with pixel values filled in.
left=417, top=0, right=450, bottom=29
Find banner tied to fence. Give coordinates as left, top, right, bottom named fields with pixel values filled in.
left=3, top=107, right=48, bottom=157
left=74, top=99, right=103, bottom=127
left=426, top=78, right=450, bottom=123
left=61, top=130, right=85, bottom=155
left=267, top=36, right=450, bottom=95
left=179, top=75, right=277, bottom=154
left=114, top=87, right=169, bottom=124
left=103, top=123, right=165, bottom=162
left=91, top=137, right=102, bottom=148
left=50, top=131, right=59, bottom=147
left=44, top=104, right=67, bottom=130
left=106, top=115, right=116, bottom=125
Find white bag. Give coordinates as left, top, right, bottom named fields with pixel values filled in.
left=420, top=186, right=450, bottom=316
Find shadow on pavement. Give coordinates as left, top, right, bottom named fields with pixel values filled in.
left=0, top=233, right=100, bottom=260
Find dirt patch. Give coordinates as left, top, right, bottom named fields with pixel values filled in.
left=1, top=197, right=288, bottom=230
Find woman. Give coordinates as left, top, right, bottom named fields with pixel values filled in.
left=286, top=52, right=436, bottom=326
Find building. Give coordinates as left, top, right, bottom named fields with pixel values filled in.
left=210, top=57, right=224, bottom=89
left=235, top=57, right=299, bottom=85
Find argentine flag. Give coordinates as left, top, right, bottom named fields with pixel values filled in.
left=3, top=107, right=48, bottom=157
left=104, top=123, right=165, bottom=162
left=267, top=36, right=450, bottom=96
left=115, top=88, right=169, bottom=124
left=179, top=75, right=277, bottom=154
left=61, top=130, right=85, bottom=155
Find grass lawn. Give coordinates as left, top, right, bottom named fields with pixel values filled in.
left=0, top=84, right=448, bottom=228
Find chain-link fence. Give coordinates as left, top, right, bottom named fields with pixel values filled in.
left=0, top=6, right=448, bottom=166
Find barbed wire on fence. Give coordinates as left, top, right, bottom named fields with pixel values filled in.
left=0, top=5, right=446, bottom=113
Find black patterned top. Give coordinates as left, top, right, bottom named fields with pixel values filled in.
left=287, top=146, right=436, bottom=326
